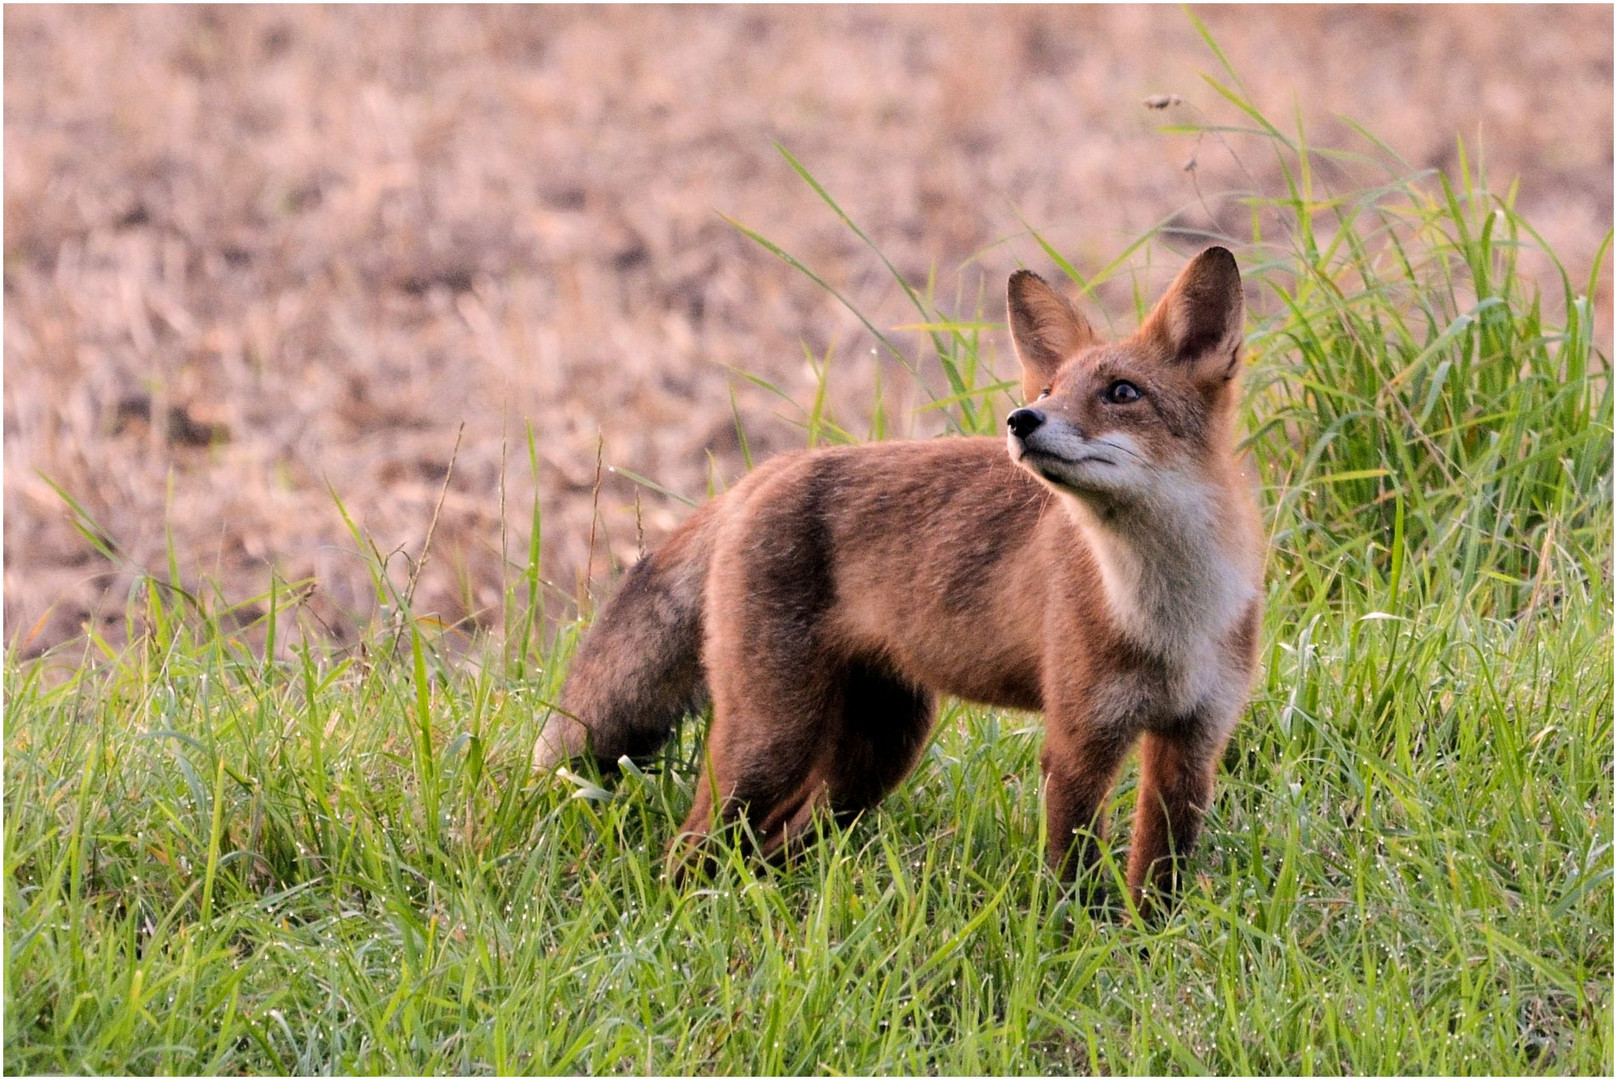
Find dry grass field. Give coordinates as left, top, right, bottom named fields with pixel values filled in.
left=5, top=4, right=1612, bottom=657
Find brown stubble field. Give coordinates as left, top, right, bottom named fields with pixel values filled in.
left=4, top=5, right=1612, bottom=659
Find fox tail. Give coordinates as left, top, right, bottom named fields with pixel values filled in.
left=533, top=499, right=722, bottom=773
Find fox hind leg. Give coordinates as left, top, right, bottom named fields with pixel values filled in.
left=668, top=735, right=833, bottom=878
left=825, top=659, right=937, bottom=821
left=667, top=654, right=840, bottom=877
left=668, top=657, right=936, bottom=880
left=744, top=660, right=936, bottom=861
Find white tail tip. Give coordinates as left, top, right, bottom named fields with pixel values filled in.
left=532, top=714, right=589, bottom=774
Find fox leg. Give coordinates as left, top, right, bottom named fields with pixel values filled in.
left=742, top=658, right=937, bottom=849
left=1039, top=722, right=1135, bottom=885
left=1126, top=730, right=1219, bottom=911
left=824, top=659, right=937, bottom=820
left=670, top=658, right=934, bottom=877
left=668, top=735, right=832, bottom=876
left=667, top=653, right=841, bottom=877
left=667, top=758, right=721, bottom=879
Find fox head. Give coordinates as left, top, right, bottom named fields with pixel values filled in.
left=1004, top=247, right=1246, bottom=517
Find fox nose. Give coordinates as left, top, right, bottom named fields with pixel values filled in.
left=1006, top=407, right=1045, bottom=439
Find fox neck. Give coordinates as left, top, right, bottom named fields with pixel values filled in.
left=1060, top=476, right=1257, bottom=663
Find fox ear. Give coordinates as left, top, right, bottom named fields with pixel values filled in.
left=1141, top=246, right=1245, bottom=381
left=1007, top=270, right=1096, bottom=400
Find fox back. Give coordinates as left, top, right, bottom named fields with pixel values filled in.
left=537, top=246, right=1264, bottom=914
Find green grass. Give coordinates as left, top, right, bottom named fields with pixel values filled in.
left=6, top=76, right=1612, bottom=1074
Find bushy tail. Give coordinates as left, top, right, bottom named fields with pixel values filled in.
left=534, top=499, right=723, bottom=772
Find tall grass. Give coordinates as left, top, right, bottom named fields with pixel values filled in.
left=6, top=71, right=1611, bottom=1074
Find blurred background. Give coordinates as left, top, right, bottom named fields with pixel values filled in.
left=5, top=4, right=1612, bottom=658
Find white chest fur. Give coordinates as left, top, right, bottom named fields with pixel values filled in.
left=1064, top=485, right=1258, bottom=722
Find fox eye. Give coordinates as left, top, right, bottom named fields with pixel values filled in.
left=1036, top=387, right=1051, bottom=401
left=1103, top=380, right=1142, bottom=404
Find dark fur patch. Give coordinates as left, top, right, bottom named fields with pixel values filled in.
left=828, top=657, right=936, bottom=814
left=736, top=459, right=840, bottom=677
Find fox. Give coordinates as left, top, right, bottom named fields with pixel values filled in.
left=535, top=246, right=1265, bottom=911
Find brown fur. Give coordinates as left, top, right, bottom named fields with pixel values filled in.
left=536, top=247, right=1265, bottom=913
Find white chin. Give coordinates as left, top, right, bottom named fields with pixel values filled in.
left=1037, top=464, right=1119, bottom=500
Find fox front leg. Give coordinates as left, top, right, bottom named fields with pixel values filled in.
left=1125, top=729, right=1220, bottom=914
left=1039, top=722, right=1134, bottom=893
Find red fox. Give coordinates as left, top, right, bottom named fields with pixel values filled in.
left=536, top=247, right=1264, bottom=910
